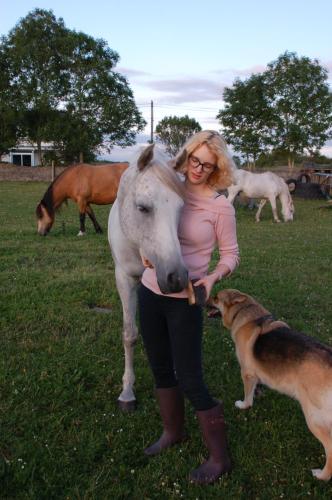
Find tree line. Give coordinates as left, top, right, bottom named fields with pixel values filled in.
left=0, top=9, right=146, bottom=164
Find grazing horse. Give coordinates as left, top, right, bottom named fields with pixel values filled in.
left=108, top=144, right=188, bottom=411
left=36, top=163, right=128, bottom=235
left=227, top=169, right=294, bottom=222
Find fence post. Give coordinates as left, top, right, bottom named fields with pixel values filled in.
left=51, top=160, right=55, bottom=181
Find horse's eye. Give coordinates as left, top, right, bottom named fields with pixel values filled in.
left=137, top=205, right=151, bottom=214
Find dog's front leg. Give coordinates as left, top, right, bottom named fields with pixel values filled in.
left=235, top=371, right=259, bottom=409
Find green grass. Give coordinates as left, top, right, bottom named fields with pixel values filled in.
left=1, top=181, right=332, bottom=499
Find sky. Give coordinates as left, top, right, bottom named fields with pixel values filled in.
left=1, top=0, right=332, bottom=159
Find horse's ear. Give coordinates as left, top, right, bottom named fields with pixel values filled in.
left=137, top=144, right=155, bottom=171
left=173, top=148, right=187, bottom=171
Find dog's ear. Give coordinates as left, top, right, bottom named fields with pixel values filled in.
left=223, top=289, right=247, bottom=305
left=233, top=295, right=247, bottom=304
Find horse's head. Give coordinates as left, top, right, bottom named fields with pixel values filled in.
left=119, top=144, right=188, bottom=293
left=36, top=202, right=54, bottom=235
left=281, top=191, right=295, bottom=222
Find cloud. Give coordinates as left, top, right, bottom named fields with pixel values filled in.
left=116, top=66, right=151, bottom=77
left=213, top=64, right=266, bottom=77
left=321, top=139, right=332, bottom=158
left=322, top=60, right=332, bottom=78
left=141, top=77, right=225, bottom=104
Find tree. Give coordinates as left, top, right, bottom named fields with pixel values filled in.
left=265, top=51, right=332, bottom=169
left=1, top=9, right=146, bottom=163
left=217, top=74, right=272, bottom=168
left=58, top=28, right=145, bottom=161
left=0, top=42, right=20, bottom=155
left=156, top=115, right=201, bottom=156
left=217, top=51, right=332, bottom=170
left=2, top=10, right=71, bottom=162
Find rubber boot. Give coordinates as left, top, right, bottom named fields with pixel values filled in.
left=144, top=386, right=185, bottom=456
left=189, top=403, right=232, bottom=484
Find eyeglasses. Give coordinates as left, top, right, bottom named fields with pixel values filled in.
left=189, top=155, right=217, bottom=173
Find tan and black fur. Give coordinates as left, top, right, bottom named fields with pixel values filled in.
left=211, top=288, right=332, bottom=481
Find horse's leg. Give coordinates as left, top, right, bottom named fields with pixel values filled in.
left=77, top=198, right=87, bottom=236
left=78, top=212, right=86, bottom=236
left=227, top=186, right=240, bottom=204
left=86, top=205, right=103, bottom=234
left=115, top=267, right=139, bottom=411
left=269, top=196, right=281, bottom=223
left=255, top=199, right=266, bottom=222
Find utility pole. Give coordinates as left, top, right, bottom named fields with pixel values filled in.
left=150, top=100, right=154, bottom=143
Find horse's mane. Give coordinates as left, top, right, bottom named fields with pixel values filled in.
left=150, top=161, right=186, bottom=200
left=36, top=167, right=72, bottom=219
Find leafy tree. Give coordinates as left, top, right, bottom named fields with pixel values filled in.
left=0, top=107, right=18, bottom=157
left=217, top=74, right=272, bottom=168
left=218, top=51, right=332, bottom=170
left=2, top=9, right=70, bottom=162
left=0, top=44, right=19, bottom=155
left=156, top=115, right=201, bottom=156
left=50, top=108, right=99, bottom=163
left=1, top=9, right=146, bottom=163
left=58, top=28, right=145, bottom=161
left=264, top=51, right=332, bottom=169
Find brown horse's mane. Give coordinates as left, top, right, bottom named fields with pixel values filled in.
left=36, top=166, right=73, bottom=219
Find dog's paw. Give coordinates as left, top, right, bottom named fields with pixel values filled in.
left=311, top=468, right=331, bottom=481
left=235, top=400, right=251, bottom=410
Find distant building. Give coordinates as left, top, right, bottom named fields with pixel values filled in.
left=1, top=142, right=56, bottom=166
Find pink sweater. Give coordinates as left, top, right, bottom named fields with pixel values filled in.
left=142, top=189, right=240, bottom=298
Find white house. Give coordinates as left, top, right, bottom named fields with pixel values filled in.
left=1, top=142, right=56, bottom=166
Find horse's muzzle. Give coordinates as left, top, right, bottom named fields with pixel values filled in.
left=158, top=268, right=188, bottom=294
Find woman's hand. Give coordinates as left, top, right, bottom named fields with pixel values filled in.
left=193, top=273, right=219, bottom=299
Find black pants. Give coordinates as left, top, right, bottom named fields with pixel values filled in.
left=137, top=284, right=216, bottom=411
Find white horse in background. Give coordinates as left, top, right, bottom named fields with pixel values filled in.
left=108, top=144, right=188, bottom=411
left=227, top=169, right=294, bottom=222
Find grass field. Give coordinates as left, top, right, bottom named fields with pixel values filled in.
left=1, top=181, right=332, bottom=499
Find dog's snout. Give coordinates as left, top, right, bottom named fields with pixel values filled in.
left=207, top=295, right=216, bottom=307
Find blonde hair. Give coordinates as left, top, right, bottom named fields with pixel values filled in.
left=174, top=130, right=236, bottom=190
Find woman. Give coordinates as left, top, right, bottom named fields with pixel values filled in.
left=137, top=130, right=240, bottom=484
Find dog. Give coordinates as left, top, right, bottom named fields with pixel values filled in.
left=210, top=288, right=332, bottom=481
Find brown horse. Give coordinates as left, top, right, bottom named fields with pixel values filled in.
left=36, top=163, right=128, bottom=235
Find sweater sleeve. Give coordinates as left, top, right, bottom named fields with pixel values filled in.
left=213, top=201, right=240, bottom=278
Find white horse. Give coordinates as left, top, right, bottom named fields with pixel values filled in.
left=108, top=144, right=188, bottom=411
left=227, top=169, right=294, bottom=222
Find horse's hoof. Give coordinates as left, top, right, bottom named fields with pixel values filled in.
left=77, top=231, right=86, bottom=236
left=118, top=400, right=137, bottom=412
